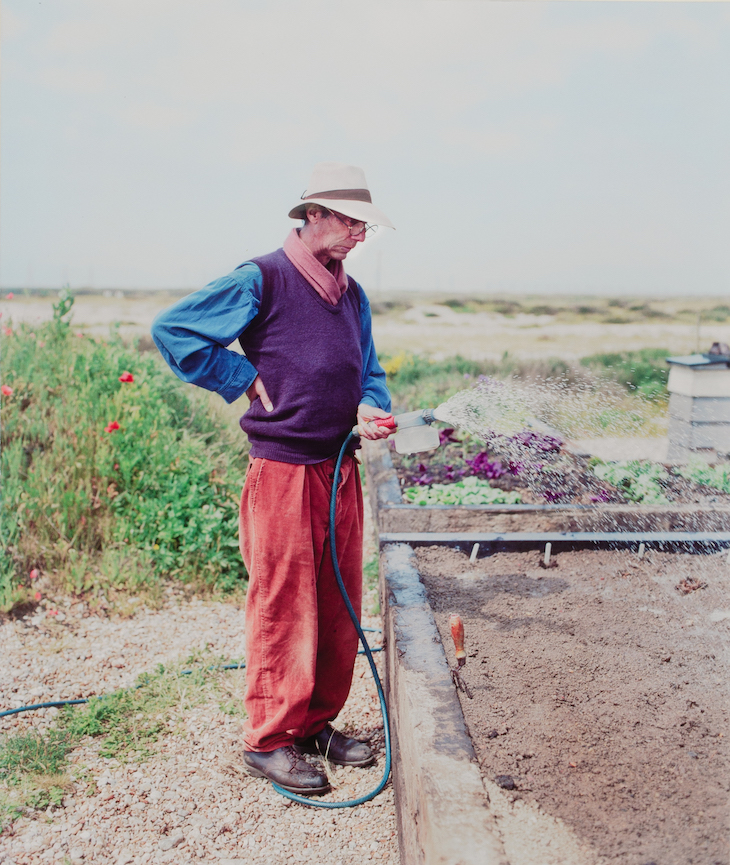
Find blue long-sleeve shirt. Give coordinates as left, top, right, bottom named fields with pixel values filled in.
left=151, top=260, right=391, bottom=411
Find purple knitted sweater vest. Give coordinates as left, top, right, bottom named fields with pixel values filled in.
left=238, top=248, right=363, bottom=464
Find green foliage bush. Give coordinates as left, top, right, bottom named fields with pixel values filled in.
left=1, top=292, right=247, bottom=608
left=580, top=348, right=670, bottom=399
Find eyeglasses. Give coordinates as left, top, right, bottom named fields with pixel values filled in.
left=326, top=209, right=378, bottom=239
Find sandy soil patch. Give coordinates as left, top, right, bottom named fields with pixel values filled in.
left=373, top=312, right=728, bottom=361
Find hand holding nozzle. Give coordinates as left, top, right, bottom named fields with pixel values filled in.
left=373, top=415, right=397, bottom=430
left=354, top=407, right=396, bottom=440
left=448, top=614, right=473, bottom=699
left=352, top=407, right=444, bottom=452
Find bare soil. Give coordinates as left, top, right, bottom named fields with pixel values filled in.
left=417, top=545, right=730, bottom=865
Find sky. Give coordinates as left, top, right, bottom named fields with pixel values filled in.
left=2, top=0, right=729, bottom=295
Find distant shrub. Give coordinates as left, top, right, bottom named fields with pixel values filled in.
left=705, top=305, right=730, bottom=322
left=580, top=348, right=669, bottom=399
left=526, top=305, right=558, bottom=316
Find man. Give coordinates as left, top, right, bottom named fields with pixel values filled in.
left=152, top=163, right=394, bottom=795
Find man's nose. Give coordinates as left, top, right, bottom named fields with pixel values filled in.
left=354, top=231, right=366, bottom=243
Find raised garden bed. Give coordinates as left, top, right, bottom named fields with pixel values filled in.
left=419, top=544, right=730, bottom=865
left=366, top=439, right=730, bottom=865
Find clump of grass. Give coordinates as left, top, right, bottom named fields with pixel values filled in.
left=0, top=653, right=242, bottom=824
left=363, top=554, right=379, bottom=592
left=1, top=291, right=248, bottom=609
left=0, top=728, right=75, bottom=779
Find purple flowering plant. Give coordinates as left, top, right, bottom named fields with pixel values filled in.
left=465, top=451, right=505, bottom=479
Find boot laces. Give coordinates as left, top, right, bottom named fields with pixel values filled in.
left=281, top=744, right=314, bottom=773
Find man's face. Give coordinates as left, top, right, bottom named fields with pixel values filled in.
left=306, top=209, right=366, bottom=263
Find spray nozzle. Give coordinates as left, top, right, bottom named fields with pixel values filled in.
left=388, top=407, right=445, bottom=454
left=354, top=406, right=450, bottom=454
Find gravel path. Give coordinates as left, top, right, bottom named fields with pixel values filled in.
left=1, top=505, right=398, bottom=864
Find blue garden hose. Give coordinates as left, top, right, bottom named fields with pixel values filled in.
left=0, top=664, right=248, bottom=719
left=270, top=431, right=392, bottom=807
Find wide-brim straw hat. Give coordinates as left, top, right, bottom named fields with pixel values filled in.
left=288, top=162, right=394, bottom=229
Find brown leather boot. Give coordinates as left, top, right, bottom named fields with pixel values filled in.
left=296, top=724, right=375, bottom=767
left=243, top=745, right=330, bottom=794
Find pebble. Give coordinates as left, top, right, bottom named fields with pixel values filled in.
left=158, top=830, right=185, bottom=851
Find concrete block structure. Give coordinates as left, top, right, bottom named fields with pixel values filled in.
left=667, top=353, right=730, bottom=462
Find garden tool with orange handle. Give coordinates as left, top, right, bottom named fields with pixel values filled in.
left=449, top=614, right=473, bottom=699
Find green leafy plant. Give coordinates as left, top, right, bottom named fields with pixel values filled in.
left=1, top=293, right=248, bottom=608
left=403, top=476, right=523, bottom=506
left=676, top=458, right=730, bottom=494
left=592, top=460, right=668, bottom=504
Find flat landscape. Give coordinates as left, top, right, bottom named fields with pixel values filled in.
left=3, top=291, right=730, bottom=360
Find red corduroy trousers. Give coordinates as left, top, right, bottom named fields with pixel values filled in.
left=238, top=455, right=363, bottom=752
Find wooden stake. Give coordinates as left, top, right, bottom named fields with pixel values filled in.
left=638, top=542, right=645, bottom=559
left=469, top=543, right=479, bottom=564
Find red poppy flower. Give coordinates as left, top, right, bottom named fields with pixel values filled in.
left=48, top=609, right=58, bottom=616
left=104, top=421, right=121, bottom=433
left=119, top=372, right=134, bottom=383
left=29, top=568, right=40, bottom=580
left=1, top=385, right=13, bottom=396
left=5, top=292, right=14, bottom=300
left=34, top=591, right=42, bottom=602
left=3, top=327, right=12, bottom=337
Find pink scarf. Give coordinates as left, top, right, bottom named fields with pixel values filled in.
left=282, top=228, right=347, bottom=306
